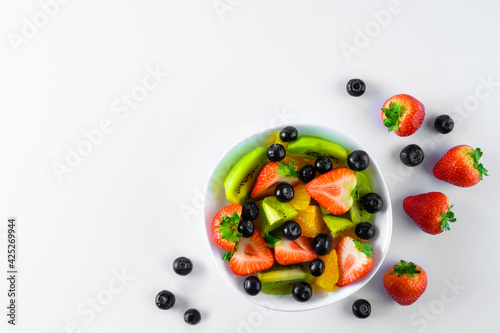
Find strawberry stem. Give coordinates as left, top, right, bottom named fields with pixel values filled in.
left=354, top=240, right=373, bottom=259
left=440, top=204, right=457, bottom=231
left=382, top=102, right=402, bottom=132
left=216, top=212, right=242, bottom=242
left=473, top=148, right=488, bottom=180
left=390, top=260, right=421, bottom=277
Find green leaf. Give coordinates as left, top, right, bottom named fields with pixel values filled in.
left=216, top=211, right=242, bottom=242
left=274, top=160, right=297, bottom=179
left=472, top=148, right=489, bottom=180
left=354, top=240, right=373, bottom=259
left=222, top=251, right=233, bottom=261
left=264, top=233, right=280, bottom=248
left=381, top=102, right=402, bottom=132
left=390, top=260, right=421, bottom=277
left=440, top=204, right=457, bottom=231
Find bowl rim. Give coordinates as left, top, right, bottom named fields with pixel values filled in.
left=203, top=124, right=393, bottom=312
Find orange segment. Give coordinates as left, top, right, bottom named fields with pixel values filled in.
left=289, top=183, right=311, bottom=211
left=294, top=205, right=324, bottom=238
left=315, top=249, right=339, bottom=292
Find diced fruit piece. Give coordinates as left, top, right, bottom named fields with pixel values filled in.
left=360, top=193, right=383, bottom=213
left=320, top=205, right=331, bottom=216
left=347, top=150, right=370, bottom=171
left=280, top=126, right=298, bottom=142
left=294, top=206, right=324, bottom=238
left=274, top=236, right=317, bottom=265
left=350, top=200, right=373, bottom=223
left=250, top=162, right=299, bottom=199
left=229, top=232, right=274, bottom=276
left=289, top=183, right=311, bottom=211
left=314, top=249, right=339, bottom=292
left=323, top=215, right=355, bottom=237
left=212, top=204, right=242, bottom=252
left=383, top=260, right=427, bottom=306
left=224, top=147, right=268, bottom=204
left=259, top=197, right=298, bottom=234
left=306, top=168, right=357, bottom=215
left=258, top=266, right=314, bottom=295
left=314, top=156, right=333, bottom=174
left=243, top=276, right=261, bottom=296
left=433, top=145, right=488, bottom=187
left=275, top=183, right=295, bottom=202
left=352, top=299, right=371, bottom=319
left=381, top=94, right=425, bottom=137
left=403, top=192, right=456, bottom=235
left=336, top=236, right=373, bottom=287
left=292, top=281, right=313, bottom=302
left=354, top=171, right=372, bottom=197
left=267, top=144, right=286, bottom=162
left=287, top=136, right=349, bottom=164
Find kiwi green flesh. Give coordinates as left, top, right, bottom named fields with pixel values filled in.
left=287, top=136, right=349, bottom=164
left=260, top=197, right=298, bottom=234
left=323, top=215, right=355, bottom=237
left=259, top=267, right=314, bottom=295
left=224, top=147, right=268, bottom=204
left=354, top=171, right=373, bottom=197
left=350, top=200, right=373, bottom=223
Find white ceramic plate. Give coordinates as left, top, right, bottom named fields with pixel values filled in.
left=203, top=125, right=392, bottom=312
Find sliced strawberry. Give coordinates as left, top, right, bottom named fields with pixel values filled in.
left=336, top=236, right=373, bottom=287
left=250, top=161, right=299, bottom=199
left=212, top=204, right=242, bottom=252
left=305, top=168, right=357, bottom=215
left=274, top=236, right=317, bottom=265
left=229, top=232, right=274, bottom=276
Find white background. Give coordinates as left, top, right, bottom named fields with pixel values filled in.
left=1, top=1, right=500, bottom=332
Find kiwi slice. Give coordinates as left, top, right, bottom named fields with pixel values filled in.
left=320, top=205, right=331, bottom=216
left=323, top=215, right=355, bottom=237
left=287, top=136, right=349, bottom=164
left=260, top=197, right=298, bottom=234
left=354, top=171, right=373, bottom=197
left=224, top=147, right=268, bottom=204
left=258, top=266, right=314, bottom=295
left=350, top=200, right=373, bottom=223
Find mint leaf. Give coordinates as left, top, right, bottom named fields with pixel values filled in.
left=354, top=240, right=373, bottom=259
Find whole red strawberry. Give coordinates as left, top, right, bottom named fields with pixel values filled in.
left=383, top=260, right=427, bottom=306
left=403, top=192, right=456, bottom=235
left=381, top=94, right=425, bottom=137
left=433, top=145, right=488, bottom=187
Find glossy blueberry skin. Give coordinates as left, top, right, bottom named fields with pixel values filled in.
left=241, top=202, right=259, bottom=221
left=434, top=115, right=454, bottom=134
left=314, top=157, right=333, bottom=174
left=400, top=144, right=424, bottom=167
left=279, top=126, right=298, bottom=142
left=346, top=78, right=366, bottom=97
left=184, top=309, right=201, bottom=325
left=348, top=150, right=370, bottom=171
left=155, top=290, right=175, bottom=310
left=173, top=257, right=193, bottom=276
left=299, top=165, right=316, bottom=183
left=352, top=299, right=371, bottom=319
left=309, top=258, right=325, bottom=277
left=275, top=183, right=294, bottom=202
left=360, top=193, right=383, bottom=213
left=237, top=220, right=255, bottom=238
left=267, top=144, right=286, bottom=162
left=355, top=222, right=376, bottom=240
left=292, top=281, right=313, bottom=302
left=313, top=233, right=332, bottom=255
left=282, top=221, right=302, bottom=241
left=243, top=276, right=262, bottom=296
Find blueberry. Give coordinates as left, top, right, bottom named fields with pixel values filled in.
left=282, top=221, right=302, bottom=240
left=267, top=144, right=286, bottom=162
left=309, top=258, right=325, bottom=277
left=241, top=202, right=259, bottom=221
left=279, top=126, right=298, bottom=142
left=313, top=233, right=332, bottom=255
left=243, top=276, right=261, bottom=296
left=360, top=193, right=383, bottom=213
left=314, top=157, right=333, bottom=174
left=400, top=144, right=424, bottom=167
left=275, top=183, right=294, bottom=202
left=173, top=257, right=193, bottom=276
left=434, top=115, right=454, bottom=134
left=355, top=222, right=376, bottom=240
left=346, top=78, right=366, bottom=97
left=184, top=309, right=201, bottom=325
left=352, top=299, right=371, bottom=319
left=155, top=290, right=175, bottom=310
left=292, top=281, right=313, bottom=302
left=237, top=220, right=255, bottom=238
left=347, top=150, right=370, bottom=171
left=299, top=165, right=316, bottom=183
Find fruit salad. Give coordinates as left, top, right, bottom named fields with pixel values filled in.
left=211, top=126, right=384, bottom=302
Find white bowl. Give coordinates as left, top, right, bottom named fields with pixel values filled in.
left=203, top=125, right=392, bottom=312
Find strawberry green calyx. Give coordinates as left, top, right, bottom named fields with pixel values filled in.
left=276, top=161, right=298, bottom=178
left=473, top=148, right=488, bottom=180
left=440, top=204, right=457, bottom=231
left=217, top=212, right=242, bottom=243
left=390, top=260, right=421, bottom=277
left=382, top=102, right=402, bottom=132
left=264, top=233, right=280, bottom=248
left=354, top=240, right=373, bottom=259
